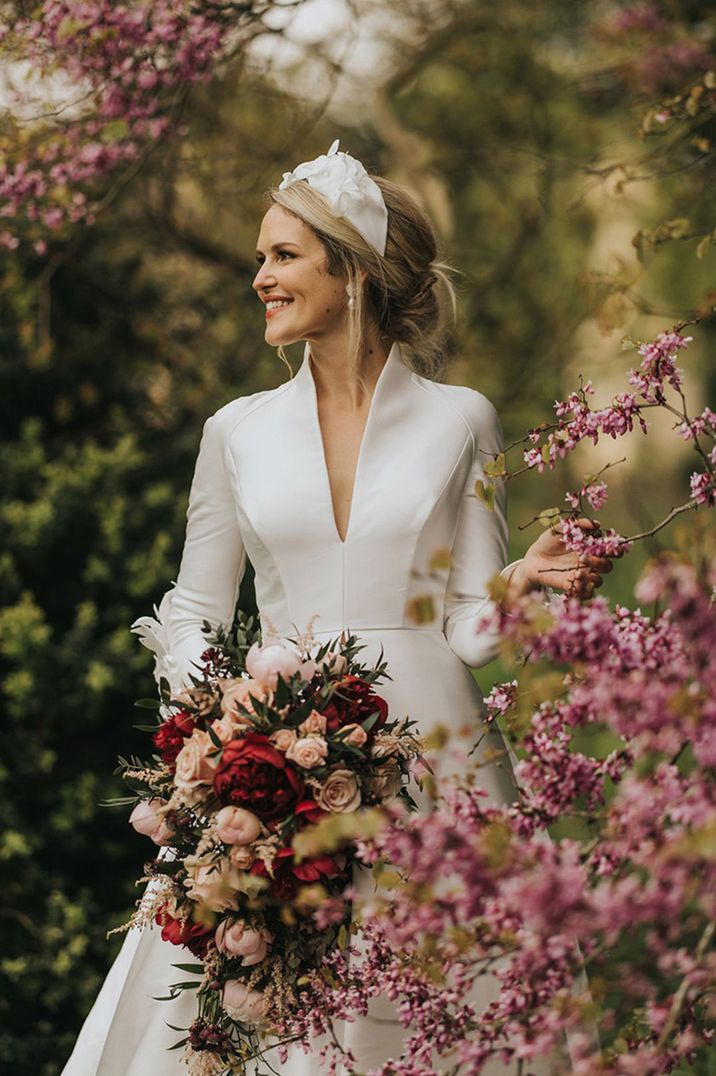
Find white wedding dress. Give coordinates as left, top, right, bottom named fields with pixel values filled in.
left=61, top=341, right=577, bottom=1075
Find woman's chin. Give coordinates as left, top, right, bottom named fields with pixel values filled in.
left=264, top=323, right=301, bottom=347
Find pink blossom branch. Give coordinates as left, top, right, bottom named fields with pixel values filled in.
left=655, top=920, right=715, bottom=1052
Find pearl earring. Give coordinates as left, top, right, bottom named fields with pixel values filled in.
left=346, top=284, right=356, bottom=310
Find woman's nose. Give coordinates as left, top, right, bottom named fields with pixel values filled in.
left=252, top=261, right=275, bottom=292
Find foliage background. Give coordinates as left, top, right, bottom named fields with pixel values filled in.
left=0, top=1, right=714, bottom=1071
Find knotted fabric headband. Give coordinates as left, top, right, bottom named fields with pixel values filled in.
left=278, top=139, right=388, bottom=256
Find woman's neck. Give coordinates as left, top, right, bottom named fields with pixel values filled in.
left=306, top=323, right=391, bottom=410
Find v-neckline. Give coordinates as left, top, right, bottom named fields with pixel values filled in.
left=302, top=341, right=399, bottom=546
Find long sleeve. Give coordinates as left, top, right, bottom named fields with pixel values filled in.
left=443, top=394, right=518, bottom=669
left=132, top=406, right=247, bottom=693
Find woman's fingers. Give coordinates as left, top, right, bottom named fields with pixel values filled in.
left=566, top=567, right=603, bottom=598
left=579, top=554, right=613, bottom=573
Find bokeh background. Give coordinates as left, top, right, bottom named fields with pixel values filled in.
left=1, top=1, right=714, bottom=1071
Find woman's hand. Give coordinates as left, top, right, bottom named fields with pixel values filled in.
left=505, top=518, right=620, bottom=602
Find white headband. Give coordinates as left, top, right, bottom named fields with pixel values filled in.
left=278, top=139, right=388, bottom=256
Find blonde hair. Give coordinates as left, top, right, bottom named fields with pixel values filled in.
left=265, top=175, right=457, bottom=392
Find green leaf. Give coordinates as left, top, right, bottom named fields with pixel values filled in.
left=474, top=480, right=495, bottom=510
left=360, top=710, right=381, bottom=733
left=170, top=963, right=204, bottom=974
left=664, top=217, right=690, bottom=239
left=538, top=507, right=561, bottom=528
left=207, top=724, right=223, bottom=749
left=696, top=234, right=711, bottom=259
left=56, top=17, right=93, bottom=42
left=134, top=699, right=160, bottom=709
left=483, top=452, right=506, bottom=478
left=101, top=119, right=131, bottom=144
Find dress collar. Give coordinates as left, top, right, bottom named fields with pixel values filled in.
left=293, top=338, right=412, bottom=397
left=289, top=339, right=413, bottom=546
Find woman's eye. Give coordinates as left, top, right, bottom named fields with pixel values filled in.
left=277, top=250, right=294, bottom=260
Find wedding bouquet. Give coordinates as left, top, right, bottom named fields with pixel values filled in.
left=112, top=614, right=423, bottom=1072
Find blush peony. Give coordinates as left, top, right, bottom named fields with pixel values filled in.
left=215, top=919, right=273, bottom=965
left=129, top=798, right=174, bottom=845
left=221, top=980, right=267, bottom=1024
left=245, top=638, right=316, bottom=690
left=215, top=805, right=262, bottom=846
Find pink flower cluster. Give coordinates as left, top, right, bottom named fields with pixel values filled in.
left=558, top=518, right=630, bottom=558
left=565, top=479, right=608, bottom=512
left=523, top=388, right=645, bottom=473
left=628, top=331, right=689, bottom=402
left=596, top=4, right=715, bottom=94
left=523, top=331, right=694, bottom=476
left=1, top=0, right=237, bottom=242
left=517, top=328, right=716, bottom=560
left=278, top=557, right=716, bottom=1073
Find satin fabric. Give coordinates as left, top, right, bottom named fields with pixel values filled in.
left=61, top=342, right=571, bottom=1075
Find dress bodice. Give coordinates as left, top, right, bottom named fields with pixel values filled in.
left=132, top=341, right=513, bottom=692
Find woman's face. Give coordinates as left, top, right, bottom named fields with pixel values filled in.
left=253, top=204, right=349, bottom=347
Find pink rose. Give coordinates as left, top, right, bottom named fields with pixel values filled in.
left=215, top=919, right=273, bottom=965
left=210, top=714, right=240, bottom=745
left=183, top=855, right=244, bottom=913
left=370, top=763, right=403, bottom=803
left=318, top=650, right=348, bottom=676
left=299, top=708, right=327, bottom=735
left=220, top=677, right=273, bottom=722
left=229, top=845, right=256, bottom=869
left=286, top=735, right=328, bottom=769
left=269, top=727, right=298, bottom=753
left=222, top=980, right=267, bottom=1024
left=129, top=799, right=173, bottom=846
left=215, top=806, right=262, bottom=846
left=316, top=768, right=361, bottom=813
left=340, top=723, right=368, bottom=748
left=245, top=638, right=316, bottom=690
left=174, top=730, right=216, bottom=791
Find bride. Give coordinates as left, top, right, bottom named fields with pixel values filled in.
left=61, top=140, right=610, bottom=1075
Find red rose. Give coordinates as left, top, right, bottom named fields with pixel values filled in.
left=324, top=675, right=389, bottom=735
left=152, top=710, right=195, bottom=767
left=213, top=732, right=304, bottom=820
left=155, top=910, right=211, bottom=958
left=293, top=798, right=330, bottom=828
left=251, top=847, right=345, bottom=901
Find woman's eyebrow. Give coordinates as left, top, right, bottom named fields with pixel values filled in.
left=255, top=241, right=300, bottom=256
